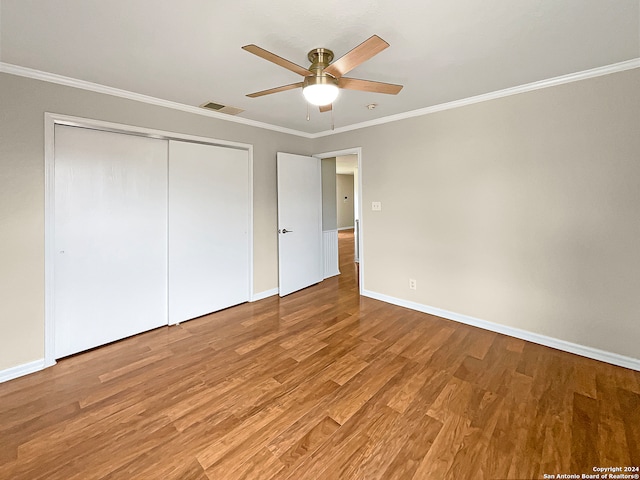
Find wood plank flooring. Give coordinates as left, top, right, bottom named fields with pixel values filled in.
left=1, top=229, right=638, bottom=479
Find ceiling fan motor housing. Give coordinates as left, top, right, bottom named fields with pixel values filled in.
left=308, top=48, right=334, bottom=72
left=306, top=48, right=338, bottom=86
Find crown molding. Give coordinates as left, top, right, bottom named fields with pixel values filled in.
left=309, top=58, right=640, bottom=138
left=2, top=58, right=638, bottom=139
left=0, top=62, right=313, bottom=138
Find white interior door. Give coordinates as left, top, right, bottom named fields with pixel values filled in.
left=277, top=152, right=323, bottom=296
left=168, top=141, right=250, bottom=324
left=54, top=125, right=168, bottom=358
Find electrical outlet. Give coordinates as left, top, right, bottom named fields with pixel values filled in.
left=372, top=201, right=382, bottom=211
left=409, top=278, right=417, bottom=290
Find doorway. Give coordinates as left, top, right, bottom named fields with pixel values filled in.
left=335, top=154, right=359, bottom=263
left=315, top=147, right=363, bottom=293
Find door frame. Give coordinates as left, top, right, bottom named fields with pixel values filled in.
left=313, top=147, right=363, bottom=293
left=44, top=112, right=254, bottom=367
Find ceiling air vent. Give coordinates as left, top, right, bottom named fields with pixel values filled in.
left=200, top=101, right=244, bottom=116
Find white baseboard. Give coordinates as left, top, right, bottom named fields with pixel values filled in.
left=0, top=359, right=46, bottom=384
left=338, top=226, right=355, bottom=231
left=251, top=288, right=279, bottom=302
left=361, top=289, right=640, bottom=372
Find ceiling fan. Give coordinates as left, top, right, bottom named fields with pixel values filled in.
left=242, top=35, right=403, bottom=113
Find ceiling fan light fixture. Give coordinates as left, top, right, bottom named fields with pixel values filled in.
left=303, top=84, right=339, bottom=106
left=302, top=75, right=339, bottom=106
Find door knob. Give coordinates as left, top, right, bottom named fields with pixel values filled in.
left=280, top=228, right=293, bottom=234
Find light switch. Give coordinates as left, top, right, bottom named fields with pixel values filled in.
left=372, top=201, right=382, bottom=211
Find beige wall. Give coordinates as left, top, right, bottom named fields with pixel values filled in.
left=0, top=72, right=311, bottom=371
left=321, top=158, right=337, bottom=231
left=336, top=174, right=355, bottom=229
left=2, top=67, right=639, bottom=374
left=313, top=68, right=640, bottom=360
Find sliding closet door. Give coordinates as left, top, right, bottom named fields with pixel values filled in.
left=54, top=125, right=168, bottom=358
left=168, top=141, right=250, bottom=324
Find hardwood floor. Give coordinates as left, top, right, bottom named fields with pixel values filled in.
left=1, top=229, right=638, bottom=479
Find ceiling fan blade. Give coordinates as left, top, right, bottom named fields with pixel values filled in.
left=338, top=77, right=403, bottom=95
left=323, top=35, right=389, bottom=79
left=246, top=82, right=304, bottom=98
left=319, top=104, right=332, bottom=113
left=242, top=44, right=311, bottom=77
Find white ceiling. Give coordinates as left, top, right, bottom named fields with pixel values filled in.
left=1, top=1, right=638, bottom=134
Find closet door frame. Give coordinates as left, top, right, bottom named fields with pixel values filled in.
left=44, top=113, right=254, bottom=368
